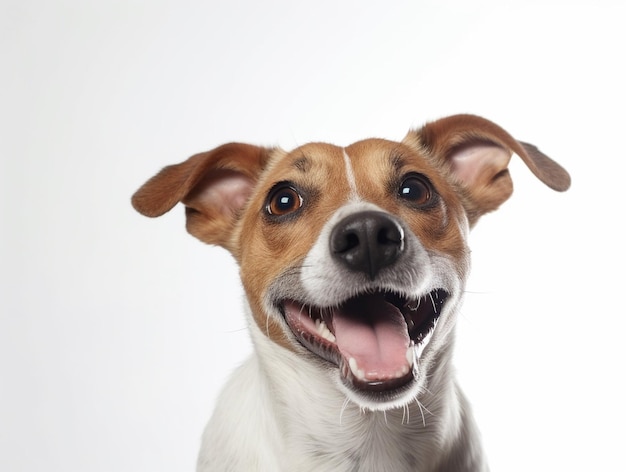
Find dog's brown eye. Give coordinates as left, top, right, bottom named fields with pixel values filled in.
left=266, top=185, right=303, bottom=216
left=399, top=174, right=432, bottom=206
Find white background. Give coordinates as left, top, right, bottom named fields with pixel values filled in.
left=2, top=1, right=624, bottom=471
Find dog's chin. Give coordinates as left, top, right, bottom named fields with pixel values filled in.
left=279, top=288, right=448, bottom=410
left=336, top=368, right=424, bottom=412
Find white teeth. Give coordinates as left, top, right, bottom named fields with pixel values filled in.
left=406, top=341, right=415, bottom=365
left=349, top=357, right=409, bottom=381
left=315, top=319, right=336, bottom=343
left=349, top=357, right=366, bottom=381
left=407, top=321, right=439, bottom=367
left=415, top=325, right=437, bottom=359
left=395, top=364, right=409, bottom=378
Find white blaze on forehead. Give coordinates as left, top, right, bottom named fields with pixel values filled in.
left=342, top=148, right=359, bottom=199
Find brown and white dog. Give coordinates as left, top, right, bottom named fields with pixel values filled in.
left=132, top=114, right=570, bottom=471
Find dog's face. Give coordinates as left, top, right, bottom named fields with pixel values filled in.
left=237, top=139, right=470, bottom=408
left=132, top=114, right=570, bottom=411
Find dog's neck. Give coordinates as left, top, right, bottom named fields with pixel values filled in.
left=249, top=308, right=464, bottom=471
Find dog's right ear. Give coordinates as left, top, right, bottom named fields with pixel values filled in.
left=132, top=143, right=273, bottom=249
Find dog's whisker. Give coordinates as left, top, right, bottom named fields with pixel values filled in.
left=339, top=397, right=351, bottom=426
left=415, top=398, right=427, bottom=428
left=224, top=326, right=248, bottom=334
left=429, top=292, right=437, bottom=313
left=402, top=403, right=410, bottom=425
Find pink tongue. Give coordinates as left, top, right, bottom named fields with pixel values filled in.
left=332, top=294, right=410, bottom=381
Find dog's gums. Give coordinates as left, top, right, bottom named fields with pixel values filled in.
left=281, top=289, right=448, bottom=392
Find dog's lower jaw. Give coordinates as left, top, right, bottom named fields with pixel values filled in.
left=197, top=304, right=487, bottom=472
left=276, top=280, right=462, bottom=411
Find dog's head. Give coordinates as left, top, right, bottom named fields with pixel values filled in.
left=133, top=114, right=569, bottom=410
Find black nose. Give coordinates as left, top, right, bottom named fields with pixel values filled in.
left=330, top=211, right=404, bottom=280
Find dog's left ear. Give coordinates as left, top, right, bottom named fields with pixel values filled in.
left=132, top=143, right=273, bottom=250
left=404, top=114, right=570, bottom=226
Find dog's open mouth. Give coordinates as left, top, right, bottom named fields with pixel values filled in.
left=281, top=289, right=448, bottom=392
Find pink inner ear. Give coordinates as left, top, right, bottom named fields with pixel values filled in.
left=184, top=169, right=255, bottom=218
left=449, top=144, right=511, bottom=187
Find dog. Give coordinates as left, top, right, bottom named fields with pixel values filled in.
left=132, top=114, right=570, bottom=471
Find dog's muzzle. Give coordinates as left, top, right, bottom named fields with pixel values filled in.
left=279, top=210, right=449, bottom=394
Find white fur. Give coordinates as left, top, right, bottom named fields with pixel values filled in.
left=342, top=148, right=360, bottom=199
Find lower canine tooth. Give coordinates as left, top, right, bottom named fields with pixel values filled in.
left=406, top=342, right=415, bottom=366
left=415, top=326, right=437, bottom=359
left=348, top=357, right=365, bottom=380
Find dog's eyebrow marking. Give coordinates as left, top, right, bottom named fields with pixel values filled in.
left=391, top=152, right=406, bottom=172
left=342, top=149, right=360, bottom=199
left=293, top=156, right=310, bottom=173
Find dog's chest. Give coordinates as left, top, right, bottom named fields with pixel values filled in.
left=281, top=399, right=441, bottom=471
left=253, top=325, right=449, bottom=471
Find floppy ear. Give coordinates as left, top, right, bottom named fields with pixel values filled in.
left=405, top=114, right=570, bottom=226
left=132, top=143, right=274, bottom=250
